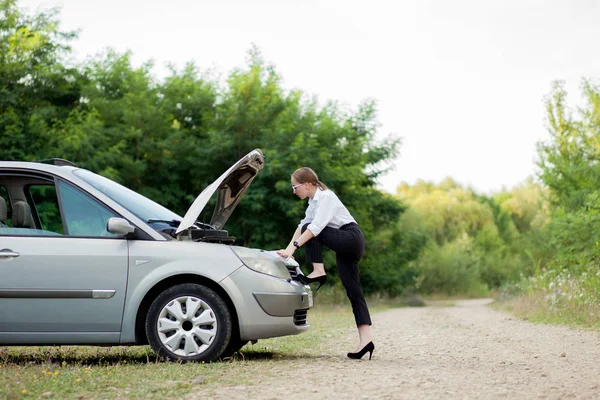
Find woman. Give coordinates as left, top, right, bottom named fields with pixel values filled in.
left=277, top=167, right=375, bottom=360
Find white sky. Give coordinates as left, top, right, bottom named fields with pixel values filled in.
left=19, top=0, right=600, bottom=194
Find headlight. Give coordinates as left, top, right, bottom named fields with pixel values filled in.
left=231, top=247, right=291, bottom=279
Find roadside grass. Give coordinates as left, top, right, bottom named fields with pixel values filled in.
left=0, top=291, right=409, bottom=399
left=492, top=267, right=600, bottom=330
left=492, top=291, right=600, bottom=329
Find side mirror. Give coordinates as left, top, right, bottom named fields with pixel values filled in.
left=107, top=217, right=136, bottom=235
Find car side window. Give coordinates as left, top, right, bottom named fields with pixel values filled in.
left=58, top=181, right=120, bottom=237
left=28, top=184, right=65, bottom=234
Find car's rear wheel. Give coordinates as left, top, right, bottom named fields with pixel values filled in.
left=145, top=283, right=232, bottom=362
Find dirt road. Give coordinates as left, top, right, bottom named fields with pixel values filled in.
left=194, top=299, right=600, bottom=399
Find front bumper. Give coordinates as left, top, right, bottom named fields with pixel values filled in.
left=253, top=291, right=313, bottom=316
left=220, top=265, right=312, bottom=341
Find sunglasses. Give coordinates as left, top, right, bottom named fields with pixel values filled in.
left=292, top=184, right=302, bottom=191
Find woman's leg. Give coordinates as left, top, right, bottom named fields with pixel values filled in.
left=307, top=263, right=325, bottom=278
left=336, top=252, right=372, bottom=329
left=302, top=224, right=361, bottom=272
left=330, top=226, right=372, bottom=351
left=301, top=223, right=327, bottom=277
left=303, top=224, right=373, bottom=350
left=357, top=324, right=372, bottom=351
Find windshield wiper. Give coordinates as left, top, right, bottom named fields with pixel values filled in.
left=147, top=219, right=216, bottom=230
left=146, top=219, right=181, bottom=227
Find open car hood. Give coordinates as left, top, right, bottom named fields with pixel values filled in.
left=175, top=149, right=264, bottom=234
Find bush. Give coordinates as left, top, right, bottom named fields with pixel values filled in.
left=414, top=235, right=488, bottom=296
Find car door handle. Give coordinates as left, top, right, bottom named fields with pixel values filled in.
left=0, top=249, right=20, bottom=258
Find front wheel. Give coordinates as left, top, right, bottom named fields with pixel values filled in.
left=145, top=283, right=232, bottom=362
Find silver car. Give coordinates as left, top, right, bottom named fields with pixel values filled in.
left=0, top=149, right=312, bottom=361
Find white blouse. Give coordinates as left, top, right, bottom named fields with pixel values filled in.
left=298, top=188, right=356, bottom=236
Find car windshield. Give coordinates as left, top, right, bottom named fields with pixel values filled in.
left=73, top=169, right=182, bottom=224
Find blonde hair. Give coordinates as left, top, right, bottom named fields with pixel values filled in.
left=292, top=167, right=328, bottom=190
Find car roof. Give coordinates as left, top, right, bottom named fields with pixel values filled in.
left=0, top=161, right=79, bottom=179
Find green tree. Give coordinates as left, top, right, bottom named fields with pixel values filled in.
left=397, top=178, right=544, bottom=294
left=398, top=182, right=497, bottom=245
left=538, top=80, right=600, bottom=212
left=536, top=79, right=600, bottom=270
left=0, top=0, right=82, bottom=161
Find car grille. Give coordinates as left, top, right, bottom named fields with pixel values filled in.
left=294, top=309, right=308, bottom=326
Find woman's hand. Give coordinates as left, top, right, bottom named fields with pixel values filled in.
left=276, top=248, right=295, bottom=259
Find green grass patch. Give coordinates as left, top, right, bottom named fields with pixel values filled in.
left=493, top=291, right=600, bottom=329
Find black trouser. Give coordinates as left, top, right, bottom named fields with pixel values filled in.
left=302, top=222, right=372, bottom=326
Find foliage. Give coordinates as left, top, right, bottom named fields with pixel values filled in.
left=506, top=262, right=600, bottom=328
left=414, top=235, right=486, bottom=296
left=538, top=80, right=600, bottom=212
left=537, top=80, right=600, bottom=268
left=539, top=80, right=600, bottom=269
left=499, top=78, right=600, bottom=326
left=0, top=0, right=81, bottom=161
left=398, top=180, right=496, bottom=245
left=397, top=177, right=548, bottom=295
left=360, top=206, right=428, bottom=296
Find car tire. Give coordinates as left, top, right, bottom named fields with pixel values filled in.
left=145, top=283, right=232, bottom=362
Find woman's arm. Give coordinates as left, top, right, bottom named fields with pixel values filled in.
left=294, top=228, right=315, bottom=249
left=287, top=226, right=302, bottom=249
left=277, top=226, right=315, bottom=258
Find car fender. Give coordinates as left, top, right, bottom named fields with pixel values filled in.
left=120, top=241, right=243, bottom=343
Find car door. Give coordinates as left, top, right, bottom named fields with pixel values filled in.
left=0, top=174, right=128, bottom=344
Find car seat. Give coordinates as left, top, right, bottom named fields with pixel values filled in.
left=12, top=200, right=35, bottom=229
left=0, top=197, right=7, bottom=227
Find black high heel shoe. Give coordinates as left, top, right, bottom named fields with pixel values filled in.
left=347, top=341, right=375, bottom=360
left=298, top=274, right=327, bottom=292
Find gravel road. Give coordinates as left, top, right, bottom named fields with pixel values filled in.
left=193, top=299, right=600, bottom=399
